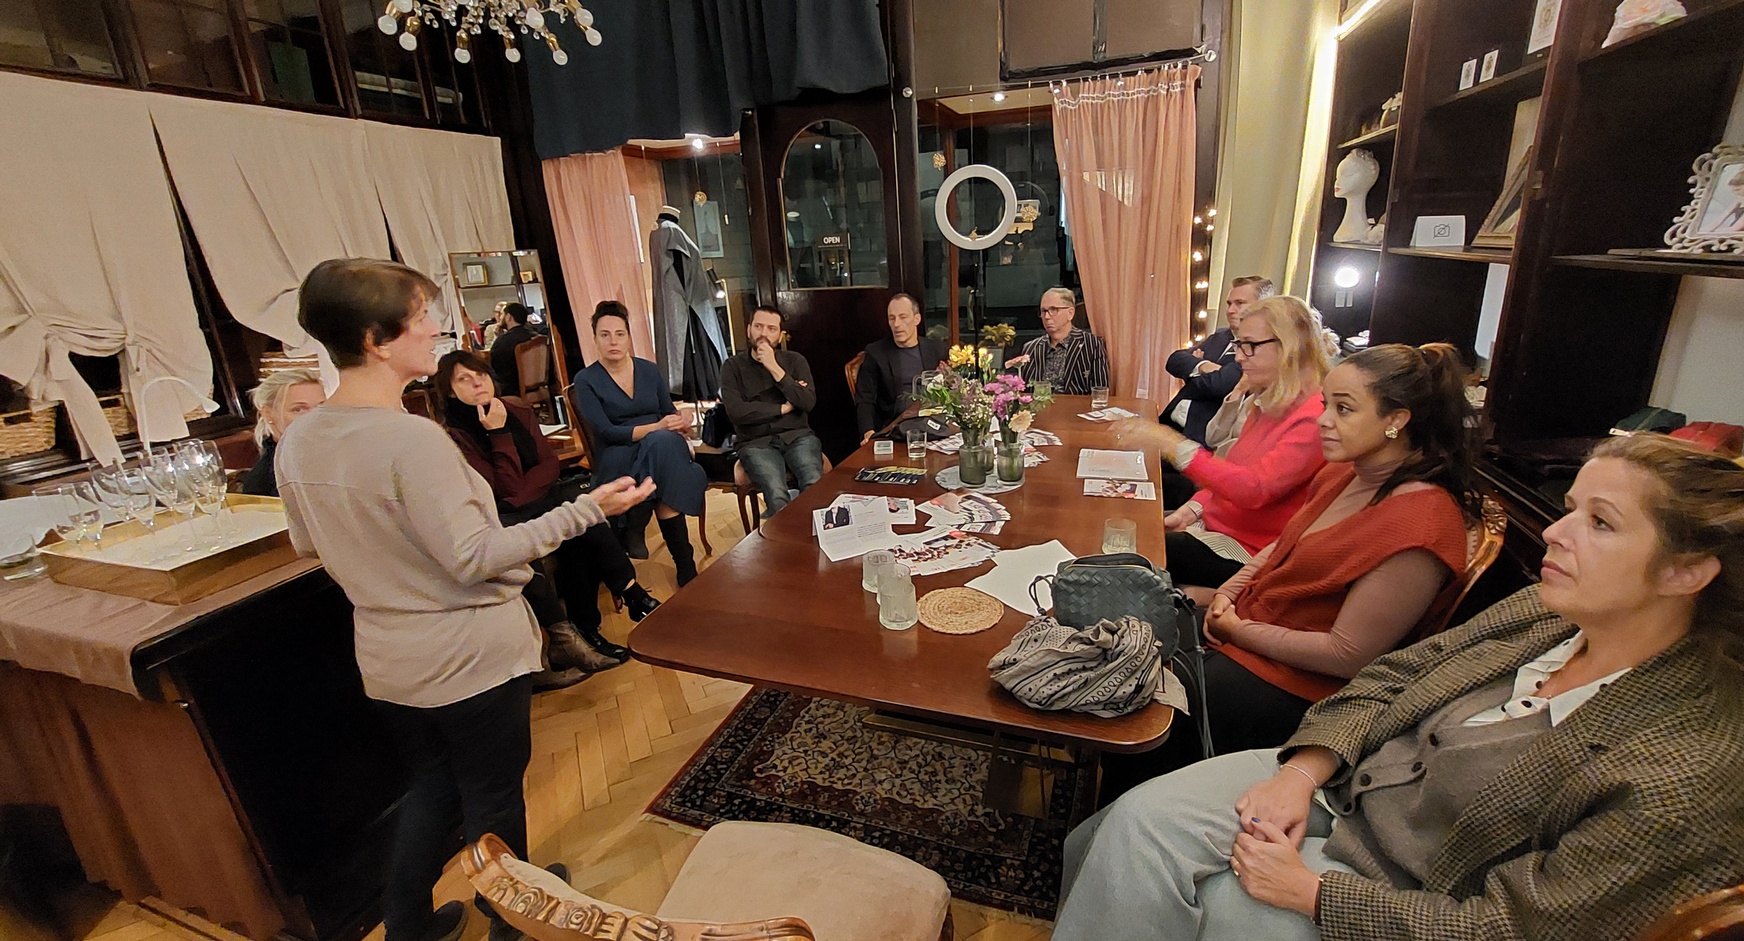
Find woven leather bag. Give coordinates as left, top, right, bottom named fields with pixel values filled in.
left=987, top=615, right=1161, bottom=717
left=1030, top=553, right=1185, bottom=657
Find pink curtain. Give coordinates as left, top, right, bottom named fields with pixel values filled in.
left=1053, top=66, right=1200, bottom=403
left=542, top=151, right=656, bottom=365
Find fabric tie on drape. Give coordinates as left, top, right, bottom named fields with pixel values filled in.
left=542, top=152, right=657, bottom=366
left=149, top=97, right=393, bottom=369
left=364, top=123, right=516, bottom=339
left=1053, top=66, right=1200, bottom=403
left=0, top=72, right=215, bottom=464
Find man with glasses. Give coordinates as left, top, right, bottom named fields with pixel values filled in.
left=1159, top=275, right=1275, bottom=446
left=1010, top=287, right=1110, bottom=395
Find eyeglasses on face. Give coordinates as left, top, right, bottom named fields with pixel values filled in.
left=1233, top=337, right=1281, bottom=356
left=1040, top=305, right=1075, bottom=315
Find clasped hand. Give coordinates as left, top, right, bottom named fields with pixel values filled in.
left=1229, top=769, right=1320, bottom=915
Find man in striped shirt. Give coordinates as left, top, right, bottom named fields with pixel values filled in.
left=1010, top=286, right=1111, bottom=395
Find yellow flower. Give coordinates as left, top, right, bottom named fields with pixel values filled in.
left=1010, top=411, right=1034, bottom=434
left=947, top=345, right=978, bottom=368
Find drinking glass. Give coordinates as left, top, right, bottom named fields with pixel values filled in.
left=1033, top=381, right=1052, bottom=399
left=1091, top=386, right=1111, bottom=409
left=0, top=540, right=46, bottom=581
left=33, top=485, right=86, bottom=548
left=90, top=462, right=132, bottom=517
left=180, top=440, right=230, bottom=545
left=905, top=430, right=928, bottom=461
left=70, top=481, right=105, bottom=551
left=862, top=549, right=894, bottom=593
left=1102, top=517, right=1138, bottom=554
left=878, top=563, right=917, bottom=631
left=143, top=451, right=200, bottom=552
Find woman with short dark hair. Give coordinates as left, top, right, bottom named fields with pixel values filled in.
left=571, top=301, right=708, bottom=584
left=276, top=259, right=655, bottom=941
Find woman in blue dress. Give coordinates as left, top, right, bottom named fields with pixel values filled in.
left=572, top=301, right=708, bottom=585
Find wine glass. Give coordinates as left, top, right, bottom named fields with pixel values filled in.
left=90, top=462, right=132, bottom=519
left=32, top=485, right=86, bottom=550
left=70, top=481, right=104, bottom=552
left=177, top=440, right=230, bottom=544
left=117, top=463, right=167, bottom=562
left=142, top=450, right=199, bottom=552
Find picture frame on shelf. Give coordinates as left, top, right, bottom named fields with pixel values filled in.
left=1527, top=0, right=1563, bottom=54
left=518, top=270, right=536, bottom=284
left=1473, top=146, right=1535, bottom=249
left=1664, top=144, right=1744, bottom=254
left=463, top=263, right=488, bottom=286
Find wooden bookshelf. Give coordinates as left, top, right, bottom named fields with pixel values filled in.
left=1336, top=125, right=1399, bottom=150
left=1308, top=0, right=1744, bottom=591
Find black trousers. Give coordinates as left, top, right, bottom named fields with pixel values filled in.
left=1097, top=650, right=1313, bottom=806
left=376, top=675, right=533, bottom=941
left=508, top=509, right=636, bottom=630
left=1164, top=530, right=1247, bottom=589
left=1160, top=470, right=1199, bottom=511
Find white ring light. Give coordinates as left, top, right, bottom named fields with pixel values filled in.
left=935, top=164, right=1019, bottom=252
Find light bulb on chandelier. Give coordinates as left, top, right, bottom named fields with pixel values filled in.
left=376, top=2, right=601, bottom=64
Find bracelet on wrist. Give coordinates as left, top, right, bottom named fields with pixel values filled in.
left=1282, top=763, right=1319, bottom=789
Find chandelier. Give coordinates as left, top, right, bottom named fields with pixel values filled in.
left=376, top=1, right=602, bottom=65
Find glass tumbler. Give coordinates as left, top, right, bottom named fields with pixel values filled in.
left=906, top=430, right=928, bottom=461
left=878, top=563, right=918, bottom=630
left=1091, top=386, right=1111, bottom=409
left=1102, top=517, right=1138, bottom=554
left=862, top=549, right=894, bottom=592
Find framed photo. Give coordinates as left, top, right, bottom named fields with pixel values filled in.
left=518, top=270, right=536, bottom=284
left=1473, top=146, right=1534, bottom=249
left=462, top=262, right=488, bottom=285
left=1665, top=144, right=1744, bottom=254
left=1527, top=0, right=1562, bottom=54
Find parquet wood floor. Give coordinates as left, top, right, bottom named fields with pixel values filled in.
left=16, top=492, right=1053, bottom=941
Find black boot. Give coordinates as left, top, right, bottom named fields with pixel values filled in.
left=621, top=582, right=661, bottom=622
left=572, top=621, right=631, bottom=662
left=658, top=514, right=698, bottom=586
left=617, top=503, right=653, bottom=560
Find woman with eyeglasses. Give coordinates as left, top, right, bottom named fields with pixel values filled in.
left=1117, top=296, right=1338, bottom=590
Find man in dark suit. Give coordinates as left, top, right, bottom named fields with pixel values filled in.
left=488, top=301, right=539, bottom=391
left=857, top=293, right=950, bottom=444
left=1158, top=275, right=1274, bottom=445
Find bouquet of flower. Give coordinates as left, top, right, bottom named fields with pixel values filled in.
left=980, top=323, right=1017, bottom=349
left=987, top=373, right=1053, bottom=445
left=921, top=367, right=993, bottom=446
left=946, top=343, right=995, bottom=381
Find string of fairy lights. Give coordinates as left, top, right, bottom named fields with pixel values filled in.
left=1190, top=206, right=1217, bottom=343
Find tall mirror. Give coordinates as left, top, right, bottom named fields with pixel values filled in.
left=781, top=120, right=888, bottom=289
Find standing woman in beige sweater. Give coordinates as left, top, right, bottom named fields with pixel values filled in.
left=275, top=259, right=654, bottom=941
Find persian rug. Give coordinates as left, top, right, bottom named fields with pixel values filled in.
left=646, top=687, right=1095, bottom=919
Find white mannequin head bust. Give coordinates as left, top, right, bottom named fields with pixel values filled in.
left=1333, top=149, right=1382, bottom=243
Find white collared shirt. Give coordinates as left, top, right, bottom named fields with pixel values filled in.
left=1463, top=632, right=1629, bottom=727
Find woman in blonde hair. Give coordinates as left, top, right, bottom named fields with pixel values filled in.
left=241, top=367, right=325, bottom=497
left=1117, top=296, right=1339, bottom=588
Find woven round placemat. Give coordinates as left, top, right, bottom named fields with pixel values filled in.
left=918, top=587, right=1005, bottom=635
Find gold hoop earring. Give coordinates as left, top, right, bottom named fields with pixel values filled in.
left=1385, top=427, right=1399, bottom=439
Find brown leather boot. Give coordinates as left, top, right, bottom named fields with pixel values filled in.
left=546, top=621, right=625, bottom=672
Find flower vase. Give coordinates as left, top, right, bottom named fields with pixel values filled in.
left=995, top=439, right=1025, bottom=483
left=958, top=428, right=991, bottom=486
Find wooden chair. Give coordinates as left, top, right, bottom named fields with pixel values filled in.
left=462, top=824, right=951, bottom=941
left=732, top=453, right=833, bottom=529
left=1634, top=885, right=1744, bottom=941
left=517, top=338, right=556, bottom=424
left=844, top=351, right=866, bottom=400
left=1410, top=495, right=1508, bottom=642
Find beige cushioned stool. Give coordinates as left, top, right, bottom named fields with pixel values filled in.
left=657, top=822, right=951, bottom=941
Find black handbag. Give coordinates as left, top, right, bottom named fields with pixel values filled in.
left=1029, top=553, right=1215, bottom=758
left=700, top=404, right=735, bottom=449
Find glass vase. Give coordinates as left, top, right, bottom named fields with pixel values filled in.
left=959, top=441, right=992, bottom=486
left=995, top=441, right=1026, bottom=483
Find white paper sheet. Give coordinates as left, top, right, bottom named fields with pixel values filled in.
left=812, top=502, right=899, bottom=562
left=1082, top=479, right=1158, bottom=500
left=965, top=539, right=1077, bottom=613
left=829, top=493, right=917, bottom=526
left=1076, top=449, right=1149, bottom=481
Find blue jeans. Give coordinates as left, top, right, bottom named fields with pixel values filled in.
left=738, top=433, right=825, bottom=518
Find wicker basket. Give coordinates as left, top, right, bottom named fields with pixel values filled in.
left=0, top=407, right=56, bottom=458
left=99, top=395, right=210, bottom=439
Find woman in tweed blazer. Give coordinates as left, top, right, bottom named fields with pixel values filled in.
left=1055, top=434, right=1744, bottom=941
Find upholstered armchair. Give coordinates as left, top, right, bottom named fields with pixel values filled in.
left=463, top=822, right=953, bottom=941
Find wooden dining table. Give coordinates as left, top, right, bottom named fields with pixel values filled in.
left=630, top=395, right=1175, bottom=763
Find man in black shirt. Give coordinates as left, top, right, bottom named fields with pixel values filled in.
left=488, top=302, right=539, bottom=391
left=857, top=293, right=950, bottom=443
left=719, top=306, right=824, bottom=518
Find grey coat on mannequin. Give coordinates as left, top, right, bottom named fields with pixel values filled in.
left=648, top=208, right=729, bottom=396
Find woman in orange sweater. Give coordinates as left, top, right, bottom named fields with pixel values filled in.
left=1102, top=343, right=1477, bottom=801
left=1118, top=296, right=1338, bottom=588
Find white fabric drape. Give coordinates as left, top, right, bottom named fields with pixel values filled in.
left=364, top=122, right=516, bottom=337
left=0, top=72, right=214, bottom=464
left=148, top=96, right=393, bottom=368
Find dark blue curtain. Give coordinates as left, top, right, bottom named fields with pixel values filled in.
left=526, top=0, right=889, bottom=159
